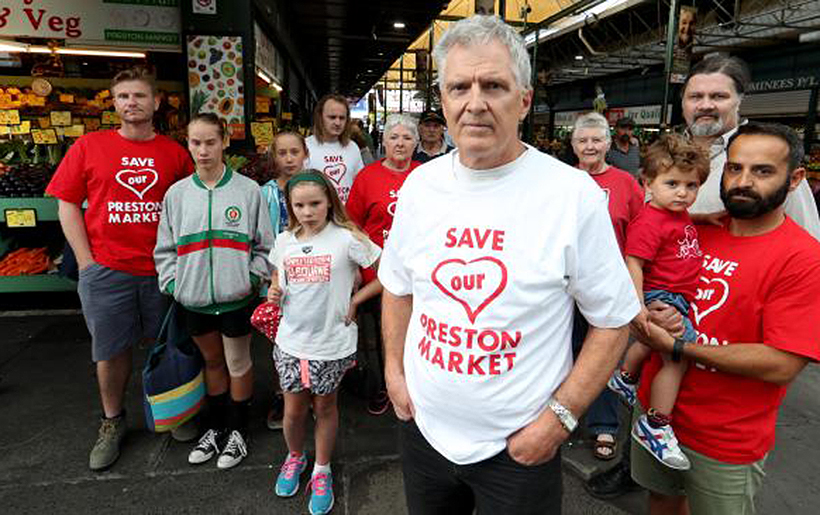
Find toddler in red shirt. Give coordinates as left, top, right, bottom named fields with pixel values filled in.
left=607, top=134, right=710, bottom=470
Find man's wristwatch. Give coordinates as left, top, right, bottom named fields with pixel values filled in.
left=671, top=336, right=689, bottom=362
left=547, top=396, right=577, bottom=433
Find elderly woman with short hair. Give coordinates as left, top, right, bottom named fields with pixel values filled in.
left=345, top=113, right=422, bottom=416
left=570, top=112, right=645, bottom=462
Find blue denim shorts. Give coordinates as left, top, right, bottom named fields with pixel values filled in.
left=644, top=289, right=697, bottom=342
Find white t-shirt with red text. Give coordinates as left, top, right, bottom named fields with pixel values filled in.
left=270, top=223, right=380, bottom=360
left=46, top=130, right=193, bottom=275
left=306, top=135, right=364, bottom=203
left=638, top=217, right=820, bottom=464
left=379, top=147, right=640, bottom=465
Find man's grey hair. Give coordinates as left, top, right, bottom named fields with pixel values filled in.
left=433, top=15, right=532, bottom=90
left=383, top=113, right=419, bottom=143
left=572, top=112, right=611, bottom=141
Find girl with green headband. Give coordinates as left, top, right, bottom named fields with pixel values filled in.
left=266, top=169, right=381, bottom=515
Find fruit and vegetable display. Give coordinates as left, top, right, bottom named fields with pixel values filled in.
left=0, top=140, right=62, bottom=197
left=0, top=247, right=52, bottom=276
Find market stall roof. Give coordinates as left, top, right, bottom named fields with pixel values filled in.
left=529, top=0, right=820, bottom=86
left=277, top=0, right=450, bottom=98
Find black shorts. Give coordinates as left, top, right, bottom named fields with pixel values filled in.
left=181, top=302, right=255, bottom=338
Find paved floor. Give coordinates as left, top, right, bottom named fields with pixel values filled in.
left=0, top=314, right=818, bottom=514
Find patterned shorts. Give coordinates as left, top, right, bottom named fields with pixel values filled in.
left=272, top=345, right=356, bottom=396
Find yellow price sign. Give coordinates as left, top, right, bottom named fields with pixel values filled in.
left=5, top=209, right=37, bottom=228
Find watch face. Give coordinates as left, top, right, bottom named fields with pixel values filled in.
left=32, top=78, right=52, bottom=97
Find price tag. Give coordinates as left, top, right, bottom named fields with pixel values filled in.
left=50, top=111, right=72, bottom=126
left=5, top=209, right=37, bottom=228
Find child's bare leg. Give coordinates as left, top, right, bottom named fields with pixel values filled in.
left=312, top=391, right=339, bottom=466
left=649, top=355, right=687, bottom=415
left=283, top=391, right=311, bottom=454
left=622, top=340, right=652, bottom=377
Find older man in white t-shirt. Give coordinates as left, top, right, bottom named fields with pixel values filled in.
left=379, top=15, right=640, bottom=514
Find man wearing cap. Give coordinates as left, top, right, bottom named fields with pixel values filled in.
left=413, top=110, right=455, bottom=163
left=606, top=117, right=641, bottom=177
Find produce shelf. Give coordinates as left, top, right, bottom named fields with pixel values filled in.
left=0, top=275, right=76, bottom=293
left=0, top=197, right=59, bottom=223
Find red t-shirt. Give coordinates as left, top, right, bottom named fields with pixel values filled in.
left=589, top=166, right=644, bottom=254
left=47, top=130, right=194, bottom=275
left=638, top=217, right=820, bottom=463
left=626, top=204, right=701, bottom=302
left=346, top=159, right=420, bottom=283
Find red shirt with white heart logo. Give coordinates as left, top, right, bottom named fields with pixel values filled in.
left=47, top=130, right=194, bottom=275
left=346, top=158, right=421, bottom=283
left=638, top=217, right=820, bottom=463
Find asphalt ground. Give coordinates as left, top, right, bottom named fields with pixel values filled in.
left=0, top=313, right=817, bottom=514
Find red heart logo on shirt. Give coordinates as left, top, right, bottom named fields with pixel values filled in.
left=115, top=168, right=158, bottom=200
left=691, top=276, right=729, bottom=325
left=432, top=257, right=508, bottom=324
left=323, top=163, right=347, bottom=185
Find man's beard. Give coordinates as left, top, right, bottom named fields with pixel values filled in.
left=689, top=113, right=726, bottom=137
left=720, top=174, right=791, bottom=219
left=618, top=133, right=630, bottom=143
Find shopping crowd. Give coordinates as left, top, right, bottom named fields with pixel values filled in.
left=46, top=14, right=820, bottom=515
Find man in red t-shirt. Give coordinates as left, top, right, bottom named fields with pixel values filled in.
left=631, top=123, right=820, bottom=514
left=46, top=68, right=193, bottom=471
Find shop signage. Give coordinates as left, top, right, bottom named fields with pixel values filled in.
left=254, top=22, right=281, bottom=84
left=192, top=0, right=215, bottom=15
left=747, top=76, right=819, bottom=93
left=187, top=35, right=245, bottom=139
left=552, top=105, right=672, bottom=126
left=0, top=1, right=181, bottom=49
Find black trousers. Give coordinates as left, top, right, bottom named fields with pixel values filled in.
left=399, top=420, right=563, bottom=515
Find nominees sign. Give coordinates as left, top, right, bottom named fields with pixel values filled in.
left=0, top=0, right=181, bottom=50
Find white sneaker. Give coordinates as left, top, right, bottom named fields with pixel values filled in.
left=217, top=430, right=248, bottom=469
left=632, top=415, right=691, bottom=470
left=188, top=429, right=221, bottom=465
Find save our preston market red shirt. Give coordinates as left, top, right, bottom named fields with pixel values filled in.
left=638, top=217, right=820, bottom=463
left=346, top=159, right=421, bottom=283
left=47, top=130, right=194, bottom=276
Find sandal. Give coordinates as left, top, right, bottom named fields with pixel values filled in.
left=593, top=433, right=617, bottom=461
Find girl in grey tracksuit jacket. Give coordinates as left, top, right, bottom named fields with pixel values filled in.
left=154, top=166, right=274, bottom=314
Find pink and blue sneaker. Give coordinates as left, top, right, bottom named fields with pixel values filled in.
left=308, top=471, right=334, bottom=515
left=275, top=452, right=308, bottom=497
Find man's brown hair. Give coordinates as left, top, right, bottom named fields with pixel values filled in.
left=642, top=133, right=710, bottom=184
left=312, top=93, right=352, bottom=146
left=110, top=67, right=157, bottom=94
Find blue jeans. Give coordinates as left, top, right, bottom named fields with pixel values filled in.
left=644, top=289, right=697, bottom=342
left=572, top=306, right=620, bottom=436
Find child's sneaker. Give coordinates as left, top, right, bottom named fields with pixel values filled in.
left=275, top=453, right=308, bottom=497
left=632, top=414, right=691, bottom=470
left=308, top=471, right=335, bottom=515
left=607, top=371, right=637, bottom=406
left=216, top=430, right=248, bottom=469
left=188, top=429, right=221, bottom=465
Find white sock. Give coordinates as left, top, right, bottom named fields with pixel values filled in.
left=313, top=462, right=331, bottom=476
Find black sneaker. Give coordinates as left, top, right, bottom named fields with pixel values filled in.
left=585, top=463, right=642, bottom=500
left=217, top=430, right=248, bottom=469
left=188, top=429, right=221, bottom=465
left=266, top=393, right=285, bottom=430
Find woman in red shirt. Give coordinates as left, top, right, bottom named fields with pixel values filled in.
left=346, top=113, right=422, bottom=415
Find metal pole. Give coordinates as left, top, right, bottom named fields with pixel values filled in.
left=498, top=0, right=506, bottom=21
left=660, top=0, right=680, bottom=132
left=427, top=24, right=435, bottom=110
left=528, top=26, right=539, bottom=143
left=400, top=55, right=404, bottom=114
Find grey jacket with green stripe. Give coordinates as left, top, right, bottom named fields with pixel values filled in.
left=154, top=166, right=274, bottom=314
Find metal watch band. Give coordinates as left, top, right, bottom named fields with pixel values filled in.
left=547, top=397, right=577, bottom=433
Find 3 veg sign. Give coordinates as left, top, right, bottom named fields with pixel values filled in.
left=0, top=1, right=181, bottom=47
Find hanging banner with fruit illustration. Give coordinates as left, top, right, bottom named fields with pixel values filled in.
left=187, top=35, right=246, bottom=140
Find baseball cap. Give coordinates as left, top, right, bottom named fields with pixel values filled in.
left=419, top=110, right=446, bottom=125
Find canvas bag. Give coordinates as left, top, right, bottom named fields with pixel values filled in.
left=143, top=302, right=205, bottom=432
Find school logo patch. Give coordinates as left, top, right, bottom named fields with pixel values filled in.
left=225, top=206, right=242, bottom=226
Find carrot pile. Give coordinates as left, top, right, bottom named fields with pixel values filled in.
left=0, top=247, right=51, bottom=276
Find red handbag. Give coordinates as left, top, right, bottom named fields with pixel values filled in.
left=250, top=301, right=282, bottom=341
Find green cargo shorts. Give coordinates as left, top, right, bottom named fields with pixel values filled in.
left=630, top=408, right=767, bottom=515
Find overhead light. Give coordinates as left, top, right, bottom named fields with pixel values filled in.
left=575, top=54, right=584, bottom=60
left=0, top=41, right=144, bottom=58
left=799, top=30, right=820, bottom=43
left=257, top=69, right=272, bottom=83
left=393, top=22, right=406, bottom=29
